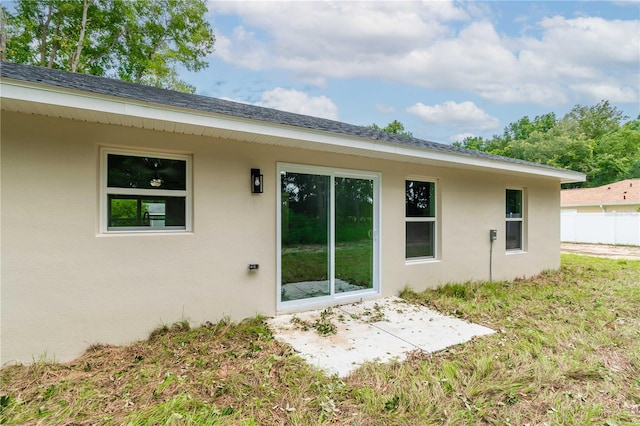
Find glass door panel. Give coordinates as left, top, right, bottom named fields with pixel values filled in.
left=280, top=172, right=330, bottom=302
left=335, top=177, right=374, bottom=293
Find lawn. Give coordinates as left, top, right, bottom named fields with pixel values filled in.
left=1, top=254, right=639, bottom=425
left=281, top=242, right=372, bottom=287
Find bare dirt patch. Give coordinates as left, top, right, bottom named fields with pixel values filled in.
left=561, top=242, right=640, bottom=260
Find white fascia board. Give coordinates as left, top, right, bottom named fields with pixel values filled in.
left=562, top=202, right=640, bottom=207
left=1, top=79, right=586, bottom=183
left=364, top=141, right=585, bottom=182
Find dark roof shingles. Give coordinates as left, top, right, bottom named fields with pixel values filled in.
left=1, top=61, right=564, bottom=171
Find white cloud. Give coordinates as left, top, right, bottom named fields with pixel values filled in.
left=255, top=88, right=339, bottom=120
left=211, top=1, right=468, bottom=72
left=213, top=28, right=269, bottom=70
left=569, top=83, right=638, bottom=103
left=210, top=2, right=639, bottom=106
left=407, top=101, right=500, bottom=131
left=476, top=83, right=569, bottom=106
left=537, top=16, right=639, bottom=65
left=450, top=132, right=476, bottom=143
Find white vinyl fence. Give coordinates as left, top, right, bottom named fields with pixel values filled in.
left=561, top=212, right=640, bottom=246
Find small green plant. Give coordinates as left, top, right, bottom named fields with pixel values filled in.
left=152, top=373, right=177, bottom=400
left=437, top=283, right=469, bottom=300
left=246, top=341, right=263, bottom=358
left=290, top=315, right=310, bottom=331
left=384, top=395, right=400, bottom=412
left=148, top=319, right=190, bottom=341
left=505, top=391, right=519, bottom=405
left=315, top=308, right=338, bottom=335
left=290, top=309, right=338, bottom=336
left=41, top=384, right=56, bottom=400
left=0, top=394, right=12, bottom=416
left=171, top=319, right=190, bottom=332
left=147, top=324, right=169, bottom=341
left=314, top=319, right=337, bottom=336
left=362, top=302, right=386, bottom=322
left=311, top=378, right=345, bottom=420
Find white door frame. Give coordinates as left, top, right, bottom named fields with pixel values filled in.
left=276, top=162, right=381, bottom=312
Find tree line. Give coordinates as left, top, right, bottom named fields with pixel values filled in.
left=452, top=101, right=640, bottom=188
left=374, top=101, right=640, bottom=188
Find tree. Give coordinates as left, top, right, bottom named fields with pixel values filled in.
left=0, top=7, right=6, bottom=61
left=507, top=120, right=594, bottom=179
left=453, top=135, right=486, bottom=151
left=369, top=120, right=413, bottom=137
left=1, top=0, right=215, bottom=93
left=590, top=116, right=640, bottom=185
left=564, top=100, right=626, bottom=140
left=454, top=133, right=511, bottom=157
left=502, top=113, right=557, bottom=141
left=453, top=102, right=639, bottom=188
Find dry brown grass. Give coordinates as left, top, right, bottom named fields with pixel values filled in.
left=1, top=254, right=639, bottom=425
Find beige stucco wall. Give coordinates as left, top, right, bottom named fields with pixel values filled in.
left=1, top=112, right=562, bottom=364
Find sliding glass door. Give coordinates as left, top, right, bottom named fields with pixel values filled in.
left=278, top=164, right=379, bottom=309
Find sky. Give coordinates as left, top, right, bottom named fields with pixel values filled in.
left=181, top=1, right=640, bottom=144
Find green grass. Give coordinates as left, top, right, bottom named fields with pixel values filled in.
left=281, top=242, right=372, bottom=287
left=1, top=254, right=639, bottom=425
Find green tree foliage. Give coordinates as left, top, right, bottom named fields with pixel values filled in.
left=454, top=101, right=640, bottom=188
left=508, top=120, right=593, bottom=177
left=369, top=120, right=413, bottom=137
left=503, top=112, right=557, bottom=142
left=0, top=0, right=215, bottom=93
left=564, top=100, right=626, bottom=140
left=590, top=118, right=640, bottom=186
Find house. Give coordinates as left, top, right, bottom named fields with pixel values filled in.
left=561, top=179, right=640, bottom=213
left=560, top=179, right=640, bottom=246
left=0, top=62, right=585, bottom=365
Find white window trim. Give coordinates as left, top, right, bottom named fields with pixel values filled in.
left=276, top=162, right=381, bottom=312
left=506, top=187, right=526, bottom=252
left=405, top=178, right=438, bottom=262
left=99, top=147, right=193, bottom=234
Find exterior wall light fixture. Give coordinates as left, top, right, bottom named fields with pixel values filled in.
left=251, top=168, right=263, bottom=193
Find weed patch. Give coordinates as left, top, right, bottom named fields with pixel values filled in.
left=290, top=308, right=338, bottom=336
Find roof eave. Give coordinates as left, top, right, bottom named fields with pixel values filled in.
left=0, top=77, right=586, bottom=184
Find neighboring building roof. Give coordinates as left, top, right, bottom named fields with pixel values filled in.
left=0, top=61, right=585, bottom=183
left=561, top=179, right=640, bottom=207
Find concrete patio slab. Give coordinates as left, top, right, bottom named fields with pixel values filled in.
left=268, top=296, right=495, bottom=377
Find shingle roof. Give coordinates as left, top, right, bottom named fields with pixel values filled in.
left=0, top=61, right=570, bottom=173
left=561, top=179, right=640, bottom=206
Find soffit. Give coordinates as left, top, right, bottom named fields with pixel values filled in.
left=1, top=81, right=586, bottom=183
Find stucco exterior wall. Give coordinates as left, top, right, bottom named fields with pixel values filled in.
left=1, top=112, right=562, bottom=364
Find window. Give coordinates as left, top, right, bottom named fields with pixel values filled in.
left=102, top=149, right=191, bottom=232
left=405, top=180, right=436, bottom=259
left=506, top=189, right=523, bottom=250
